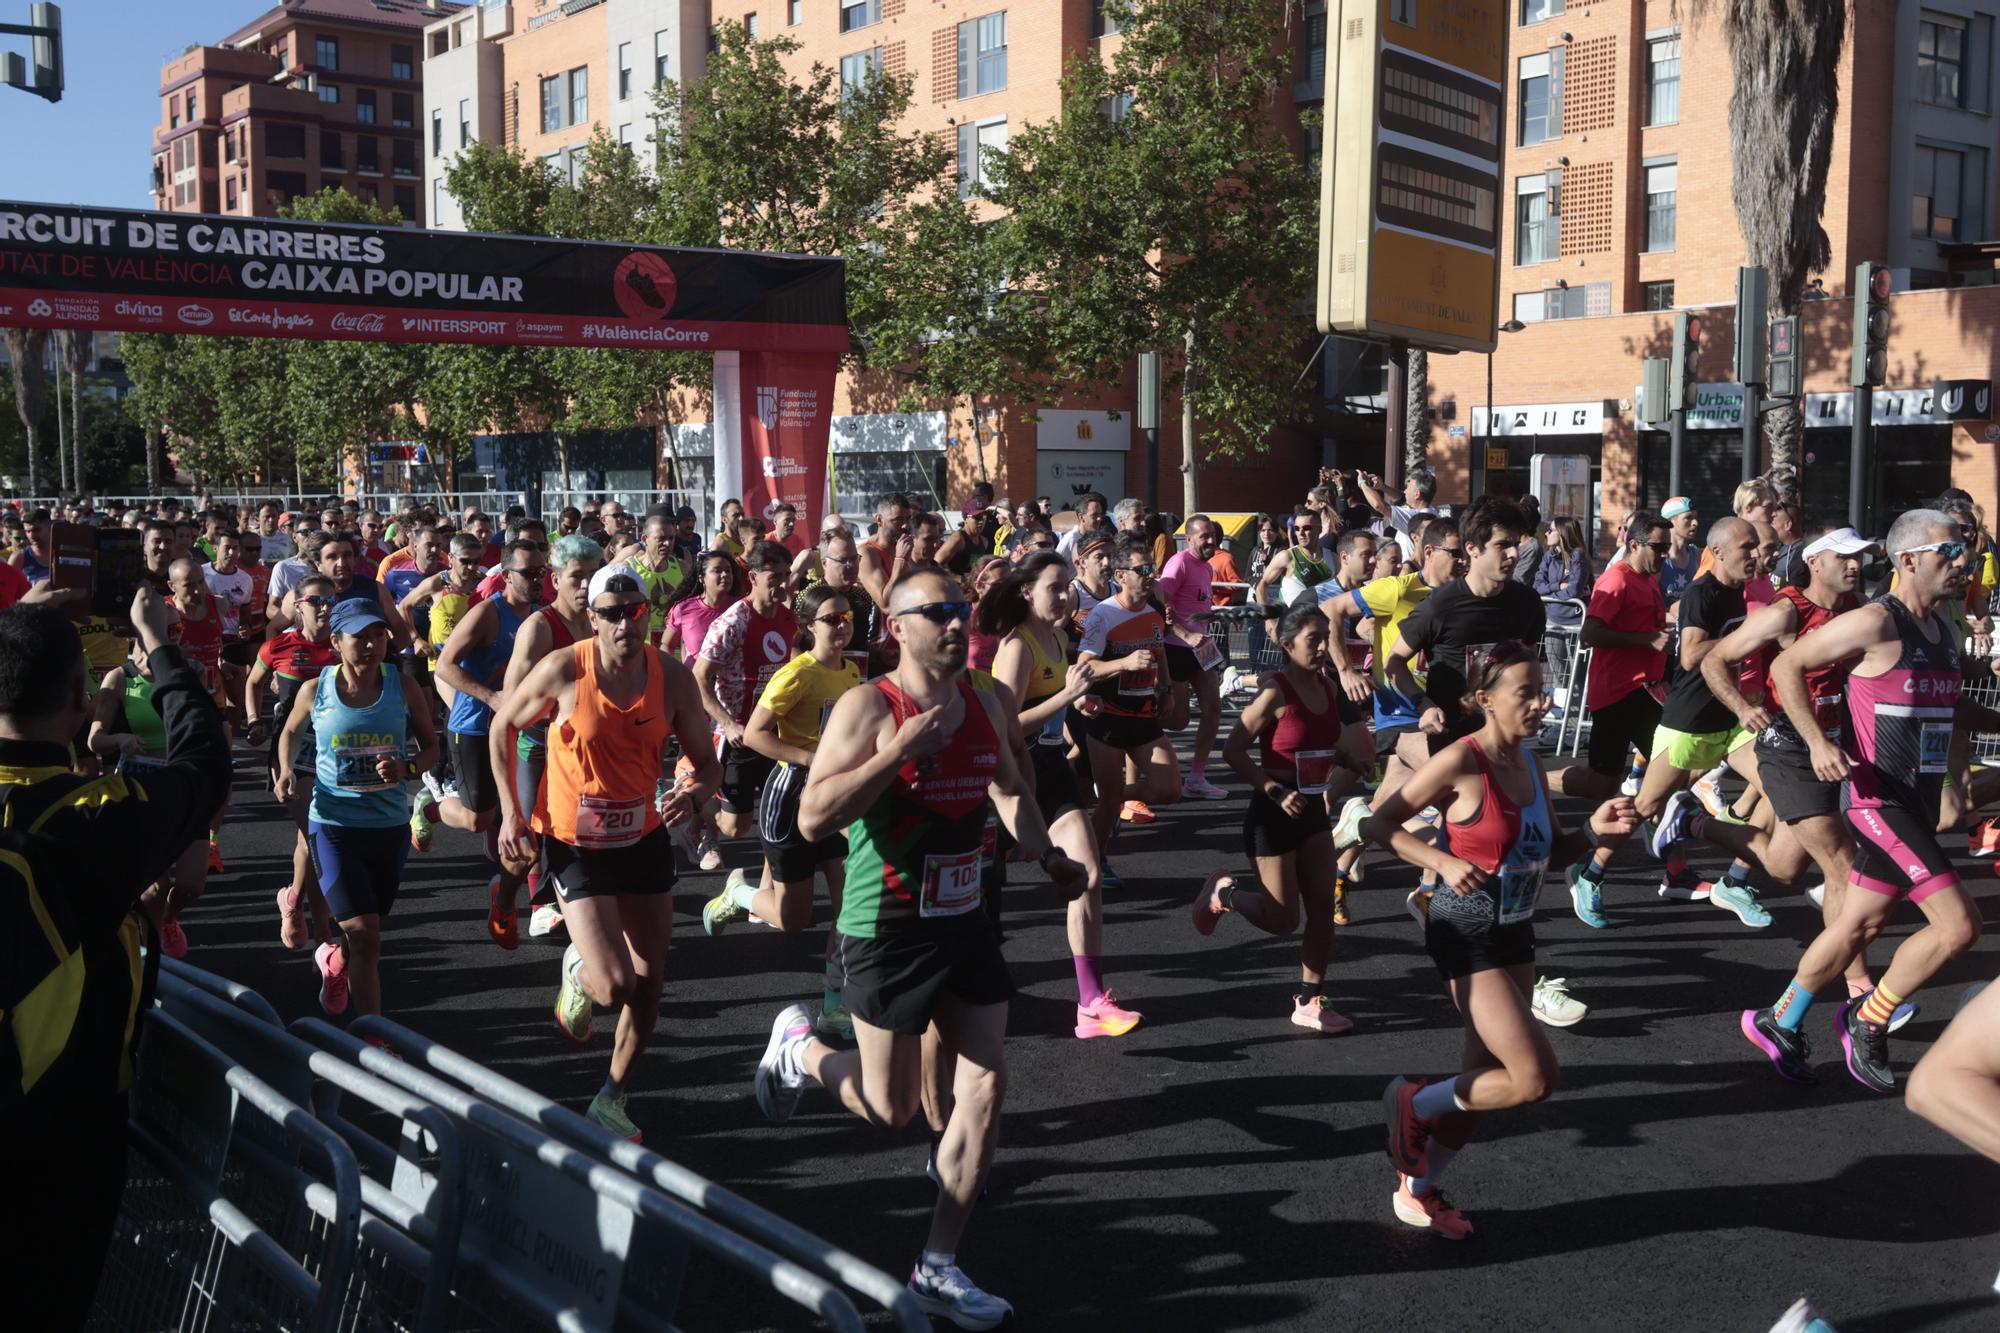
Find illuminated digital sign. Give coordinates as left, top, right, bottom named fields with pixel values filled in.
left=1318, top=0, right=1508, bottom=353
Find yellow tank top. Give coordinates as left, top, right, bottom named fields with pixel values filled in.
left=427, top=586, right=473, bottom=674
left=1004, top=624, right=1066, bottom=704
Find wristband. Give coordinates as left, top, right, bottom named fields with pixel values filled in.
left=1038, top=845, right=1065, bottom=872
left=1584, top=823, right=1603, bottom=849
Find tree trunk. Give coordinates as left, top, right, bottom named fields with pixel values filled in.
left=63, top=331, right=87, bottom=494
left=557, top=435, right=573, bottom=493
left=1764, top=396, right=1803, bottom=501
left=1180, top=324, right=1199, bottom=517
left=53, top=351, right=68, bottom=495
left=1404, top=347, right=1430, bottom=474
left=968, top=392, right=991, bottom=485
left=146, top=427, right=163, bottom=494
left=3, top=327, right=50, bottom=497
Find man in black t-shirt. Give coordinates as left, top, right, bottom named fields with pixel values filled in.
left=1614, top=517, right=1781, bottom=923
left=1384, top=497, right=1547, bottom=782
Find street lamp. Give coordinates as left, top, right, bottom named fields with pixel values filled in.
left=1482, top=319, right=1527, bottom=497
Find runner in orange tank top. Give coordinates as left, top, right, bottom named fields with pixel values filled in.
left=491, top=562, right=720, bottom=1144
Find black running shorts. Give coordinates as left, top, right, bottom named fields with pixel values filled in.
left=543, top=825, right=677, bottom=901
left=1030, top=742, right=1087, bottom=826
left=1241, top=787, right=1332, bottom=859
left=1755, top=734, right=1841, bottom=824
left=1585, top=686, right=1661, bottom=777
left=446, top=729, right=498, bottom=815
left=1424, top=914, right=1536, bottom=982
left=718, top=739, right=776, bottom=815
left=831, top=918, right=1013, bottom=1036
left=757, top=761, right=848, bottom=882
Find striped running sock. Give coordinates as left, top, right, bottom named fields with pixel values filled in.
left=1858, top=984, right=1904, bottom=1029
left=1772, top=979, right=1816, bottom=1031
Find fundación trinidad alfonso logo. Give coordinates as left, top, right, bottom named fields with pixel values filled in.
left=756, top=385, right=780, bottom=432
left=612, top=251, right=678, bottom=322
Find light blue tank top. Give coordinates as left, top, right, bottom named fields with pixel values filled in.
left=309, top=664, right=410, bottom=828
left=445, top=598, right=526, bottom=735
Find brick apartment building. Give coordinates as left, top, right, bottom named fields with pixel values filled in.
left=1411, top=0, right=2000, bottom=545
left=424, top=0, right=1316, bottom=516
left=153, top=0, right=466, bottom=228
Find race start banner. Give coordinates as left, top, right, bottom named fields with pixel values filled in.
left=708, top=350, right=839, bottom=544
left=0, top=200, right=847, bottom=351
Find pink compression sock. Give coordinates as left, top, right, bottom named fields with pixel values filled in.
left=1075, top=955, right=1106, bottom=1008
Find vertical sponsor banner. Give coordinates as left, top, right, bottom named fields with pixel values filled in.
left=711, top=351, right=743, bottom=543
left=738, top=350, right=837, bottom=543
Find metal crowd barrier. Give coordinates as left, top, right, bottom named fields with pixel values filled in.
left=90, top=1008, right=362, bottom=1333
left=1541, top=599, right=1590, bottom=758
left=1963, top=670, right=2000, bottom=763
left=96, top=960, right=922, bottom=1333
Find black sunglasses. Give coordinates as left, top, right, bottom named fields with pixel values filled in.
left=301, top=595, right=335, bottom=609
left=591, top=601, right=650, bottom=622
left=895, top=600, right=972, bottom=625
left=1645, top=541, right=1672, bottom=554
left=1120, top=563, right=1156, bottom=578
left=510, top=565, right=549, bottom=581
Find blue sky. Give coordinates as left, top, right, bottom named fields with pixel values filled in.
left=4, top=1, right=264, bottom=210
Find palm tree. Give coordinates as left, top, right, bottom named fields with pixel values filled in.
left=1684, top=1, right=1848, bottom=498
left=1403, top=347, right=1429, bottom=475
left=2, top=327, right=50, bottom=496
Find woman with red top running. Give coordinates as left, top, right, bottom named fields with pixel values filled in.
left=1364, top=642, right=1636, bottom=1239
left=1194, top=605, right=1372, bottom=1032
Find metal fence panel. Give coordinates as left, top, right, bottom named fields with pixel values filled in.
left=295, top=1019, right=870, bottom=1333
left=91, top=1010, right=361, bottom=1333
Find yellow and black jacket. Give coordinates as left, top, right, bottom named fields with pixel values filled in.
left=0, top=645, right=232, bottom=1128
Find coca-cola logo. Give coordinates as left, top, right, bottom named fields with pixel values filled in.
left=330, top=311, right=387, bottom=334
left=177, top=303, right=214, bottom=327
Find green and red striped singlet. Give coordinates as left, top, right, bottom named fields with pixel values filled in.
left=838, top=676, right=1001, bottom=938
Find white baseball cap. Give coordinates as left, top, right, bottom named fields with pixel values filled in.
left=1802, top=527, right=1881, bottom=558
left=587, top=561, right=647, bottom=604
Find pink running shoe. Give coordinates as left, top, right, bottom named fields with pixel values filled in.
left=316, top=940, right=350, bottom=1016
left=1075, top=989, right=1142, bottom=1039
left=1192, top=871, right=1232, bottom=936
left=1392, top=1173, right=1473, bottom=1239
left=276, top=887, right=310, bottom=950
left=1291, top=996, right=1355, bottom=1035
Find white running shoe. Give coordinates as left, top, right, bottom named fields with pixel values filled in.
left=1619, top=772, right=1642, bottom=798
left=1532, top=976, right=1587, bottom=1027
left=529, top=903, right=565, bottom=937
left=696, top=831, right=724, bottom=872
left=1804, top=881, right=1826, bottom=908
left=753, top=1003, right=814, bottom=1124
left=907, top=1262, right=1014, bottom=1331
left=1220, top=666, right=1243, bottom=698
left=1184, top=772, right=1229, bottom=800
left=1332, top=795, right=1372, bottom=850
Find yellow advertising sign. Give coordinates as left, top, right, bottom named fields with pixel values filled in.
left=1317, top=0, right=1508, bottom=354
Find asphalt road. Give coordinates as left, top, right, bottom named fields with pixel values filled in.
left=183, top=738, right=2000, bottom=1333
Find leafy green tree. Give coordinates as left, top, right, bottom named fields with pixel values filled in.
left=280, top=190, right=427, bottom=491
left=983, top=0, right=1318, bottom=512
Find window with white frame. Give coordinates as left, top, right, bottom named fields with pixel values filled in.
left=1516, top=174, right=1556, bottom=263
left=1521, top=0, right=1563, bottom=23
left=460, top=97, right=471, bottom=147
left=1646, top=34, right=1679, bottom=125
left=841, top=48, right=883, bottom=97
left=841, top=0, right=881, bottom=33
left=1644, top=159, right=1677, bottom=251
left=1518, top=51, right=1556, bottom=146
left=957, top=117, right=1007, bottom=199
left=618, top=42, right=632, bottom=99
left=655, top=30, right=670, bottom=85
left=958, top=12, right=1008, bottom=97
left=431, top=108, right=443, bottom=156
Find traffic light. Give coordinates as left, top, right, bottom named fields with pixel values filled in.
left=1641, top=358, right=1671, bottom=427
left=0, top=3, right=62, bottom=103
left=1852, top=261, right=1891, bottom=387
left=1767, top=315, right=1801, bottom=399
left=1734, top=266, right=1769, bottom=385
left=1669, top=311, right=1703, bottom=411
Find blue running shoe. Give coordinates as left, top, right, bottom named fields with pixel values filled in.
left=1648, top=789, right=1701, bottom=859
left=1567, top=864, right=1609, bottom=928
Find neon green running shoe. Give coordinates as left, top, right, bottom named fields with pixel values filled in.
left=587, top=1091, right=642, bottom=1143
left=554, top=942, right=593, bottom=1044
